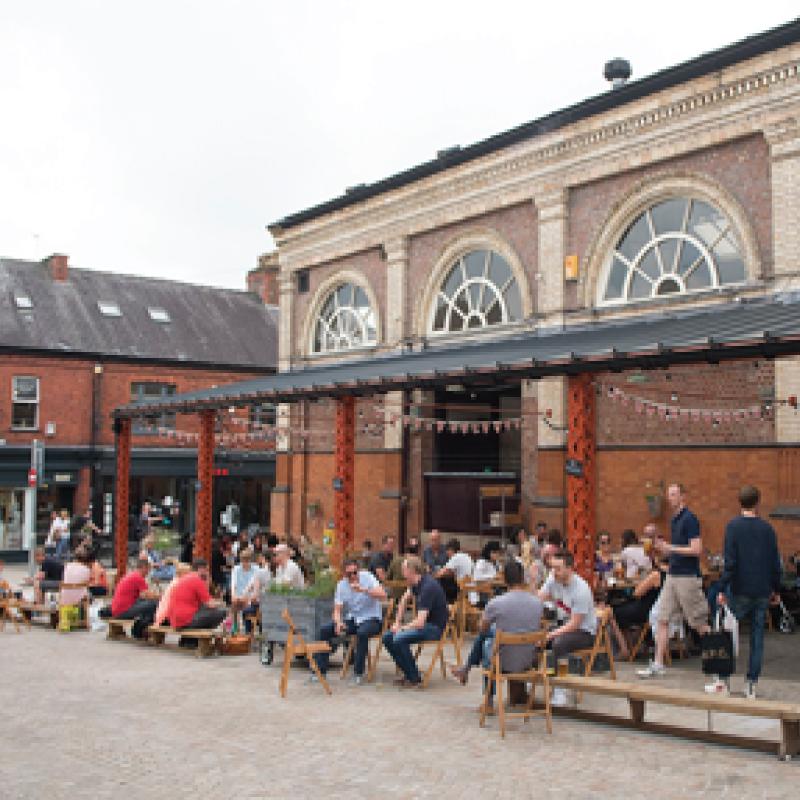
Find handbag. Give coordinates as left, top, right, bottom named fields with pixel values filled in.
left=701, top=609, right=735, bottom=677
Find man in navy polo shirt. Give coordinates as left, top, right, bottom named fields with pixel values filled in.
left=382, top=555, right=448, bottom=687
left=638, top=483, right=710, bottom=678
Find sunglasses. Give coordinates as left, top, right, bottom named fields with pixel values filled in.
left=345, top=569, right=358, bottom=578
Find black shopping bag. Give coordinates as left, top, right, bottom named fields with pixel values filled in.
left=701, top=610, right=735, bottom=677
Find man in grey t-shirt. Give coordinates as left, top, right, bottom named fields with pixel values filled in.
left=450, top=559, right=542, bottom=686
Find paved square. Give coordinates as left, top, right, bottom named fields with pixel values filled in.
left=1, top=620, right=797, bottom=800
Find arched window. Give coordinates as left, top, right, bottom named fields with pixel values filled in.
left=429, top=249, right=523, bottom=334
left=600, top=197, right=747, bottom=304
left=311, top=282, right=377, bottom=354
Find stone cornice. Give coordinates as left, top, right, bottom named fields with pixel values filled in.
left=275, top=51, right=800, bottom=270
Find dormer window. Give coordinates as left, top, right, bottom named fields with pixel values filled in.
left=148, top=307, right=171, bottom=323
left=98, top=301, right=121, bottom=317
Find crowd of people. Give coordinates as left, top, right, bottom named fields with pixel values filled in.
left=11, top=483, right=796, bottom=702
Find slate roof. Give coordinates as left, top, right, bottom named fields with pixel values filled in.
left=271, top=18, right=800, bottom=232
left=116, top=293, right=800, bottom=416
left=0, top=258, right=278, bottom=370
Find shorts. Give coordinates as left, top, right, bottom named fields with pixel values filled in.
left=659, top=575, right=709, bottom=631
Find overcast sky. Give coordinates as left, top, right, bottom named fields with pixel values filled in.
left=1, top=3, right=797, bottom=290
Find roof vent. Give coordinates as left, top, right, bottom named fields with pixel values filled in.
left=345, top=184, right=366, bottom=195
left=14, top=294, right=33, bottom=310
left=437, top=146, right=461, bottom=159
left=148, top=307, right=171, bottom=323
left=97, top=301, right=121, bottom=317
left=604, top=58, right=632, bottom=89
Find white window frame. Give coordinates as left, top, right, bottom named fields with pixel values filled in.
left=11, top=376, right=39, bottom=430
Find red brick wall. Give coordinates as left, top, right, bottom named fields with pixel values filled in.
left=597, top=361, right=775, bottom=446
left=270, top=451, right=402, bottom=548
left=568, top=134, right=772, bottom=307
left=0, top=354, right=273, bottom=450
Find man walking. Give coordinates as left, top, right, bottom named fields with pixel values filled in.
left=708, top=486, right=782, bottom=698
left=638, top=483, right=710, bottom=679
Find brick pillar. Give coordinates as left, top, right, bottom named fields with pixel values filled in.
left=334, top=396, right=355, bottom=569
left=566, top=374, right=596, bottom=584
left=536, top=189, right=567, bottom=326
left=196, top=410, right=215, bottom=563
left=114, top=418, right=131, bottom=577
left=766, top=118, right=800, bottom=279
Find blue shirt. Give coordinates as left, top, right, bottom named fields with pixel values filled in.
left=334, top=570, right=382, bottom=624
left=669, top=506, right=701, bottom=576
left=231, top=564, right=257, bottom=598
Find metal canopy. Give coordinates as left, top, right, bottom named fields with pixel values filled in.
left=114, top=293, right=800, bottom=417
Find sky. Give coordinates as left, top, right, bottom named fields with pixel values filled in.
left=1, top=2, right=798, bottom=290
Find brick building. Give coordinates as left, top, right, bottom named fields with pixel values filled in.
left=117, top=20, right=800, bottom=563
left=0, top=254, right=278, bottom=560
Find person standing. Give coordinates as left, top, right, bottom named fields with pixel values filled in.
left=638, top=483, right=710, bottom=679
left=708, top=486, right=782, bottom=698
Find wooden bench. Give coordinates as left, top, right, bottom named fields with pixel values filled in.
left=107, top=618, right=138, bottom=641
left=19, top=602, right=59, bottom=629
left=147, top=625, right=221, bottom=657
left=547, top=675, right=800, bottom=760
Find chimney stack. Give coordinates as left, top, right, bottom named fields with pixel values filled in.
left=247, top=251, right=279, bottom=305
left=45, top=253, right=69, bottom=282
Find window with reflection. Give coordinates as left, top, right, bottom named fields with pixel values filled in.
left=601, top=198, right=746, bottom=304
left=430, top=249, right=523, bottom=333
left=311, top=282, right=377, bottom=354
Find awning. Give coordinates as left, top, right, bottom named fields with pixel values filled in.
left=114, top=293, right=800, bottom=417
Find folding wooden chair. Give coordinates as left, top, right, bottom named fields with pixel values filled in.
left=340, top=599, right=395, bottom=682
left=572, top=606, right=616, bottom=679
left=0, top=591, right=24, bottom=634
left=627, top=621, right=651, bottom=662
left=479, top=630, right=552, bottom=738
left=279, top=608, right=332, bottom=698
left=413, top=606, right=462, bottom=688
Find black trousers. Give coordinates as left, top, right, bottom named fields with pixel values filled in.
left=179, top=606, right=227, bottom=630
left=116, top=598, right=157, bottom=622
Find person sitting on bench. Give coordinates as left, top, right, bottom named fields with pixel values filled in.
left=111, top=558, right=159, bottom=632
left=314, top=557, right=387, bottom=685
left=33, top=548, right=64, bottom=603
left=539, top=550, right=598, bottom=706
left=166, top=558, right=226, bottom=632
left=154, top=562, right=192, bottom=626
left=382, top=556, right=449, bottom=688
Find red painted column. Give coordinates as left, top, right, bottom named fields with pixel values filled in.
left=566, top=374, right=596, bottom=584
left=196, top=409, right=215, bottom=563
left=334, top=396, right=355, bottom=569
left=114, top=417, right=131, bottom=578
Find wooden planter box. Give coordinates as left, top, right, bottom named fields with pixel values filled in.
left=260, top=593, right=334, bottom=644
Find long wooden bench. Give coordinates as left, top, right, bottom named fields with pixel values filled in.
left=547, top=675, right=800, bottom=760
left=107, top=618, right=138, bottom=641
left=19, top=602, right=59, bottom=629
left=147, top=625, right=221, bottom=657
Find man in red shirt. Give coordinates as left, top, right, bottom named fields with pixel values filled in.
left=167, top=558, right=226, bottom=630
left=111, top=558, right=158, bottom=624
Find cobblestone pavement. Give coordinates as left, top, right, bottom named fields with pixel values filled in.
left=1, top=618, right=798, bottom=800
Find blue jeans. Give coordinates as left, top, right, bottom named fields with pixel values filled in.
left=730, top=595, right=769, bottom=682
left=382, top=623, right=442, bottom=683
left=467, top=628, right=493, bottom=669
left=316, top=617, right=382, bottom=676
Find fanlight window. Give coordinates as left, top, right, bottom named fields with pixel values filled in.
left=312, top=282, right=377, bottom=354
left=430, top=249, right=522, bottom=333
left=601, top=198, right=746, bottom=304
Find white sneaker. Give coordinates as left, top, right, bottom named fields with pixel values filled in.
left=350, top=675, right=364, bottom=686
left=636, top=661, right=666, bottom=679
left=704, top=678, right=729, bottom=696
left=551, top=688, right=569, bottom=707
left=745, top=681, right=757, bottom=700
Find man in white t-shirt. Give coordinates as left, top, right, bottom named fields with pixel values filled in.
left=273, top=544, right=305, bottom=590
left=435, top=538, right=474, bottom=602
left=539, top=550, right=597, bottom=705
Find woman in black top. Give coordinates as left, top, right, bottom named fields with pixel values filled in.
left=608, top=562, right=666, bottom=660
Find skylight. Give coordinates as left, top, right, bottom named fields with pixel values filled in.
left=148, top=307, right=171, bottom=323
left=97, top=301, right=121, bottom=317
left=14, top=294, right=33, bottom=310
